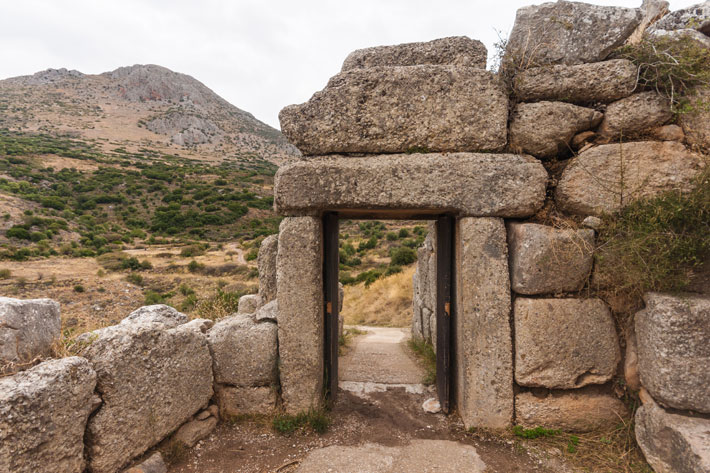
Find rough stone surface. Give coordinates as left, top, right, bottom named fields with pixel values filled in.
left=279, top=66, right=508, bottom=155
left=207, top=313, right=278, bottom=386
left=571, top=131, right=597, bottom=150
left=257, top=234, right=278, bottom=306
left=215, top=385, right=277, bottom=417
left=80, top=316, right=213, bottom=473
left=455, top=218, right=513, bottom=429
left=513, top=59, right=638, bottom=103
left=120, top=304, right=187, bottom=327
left=680, top=86, right=710, bottom=149
left=412, top=229, right=436, bottom=344
left=506, top=1, right=642, bottom=65
left=509, top=102, right=603, bottom=158
left=556, top=141, right=705, bottom=215
left=514, top=298, right=620, bottom=389
left=652, top=27, right=710, bottom=48
left=635, top=395, right=710, bottom=473
left=275, top=153, right=548, bottom=218
left=598, top=92, right=672, bottom=138
left=0, top=357, right=97, bottom=473
left=516, top=388, right=629, bottom=432
left=0, top=297, right=60, bottom=372
left=625, top=327, right=641, bottom=392
left=582, top=216, right=602, bottom=230
left=649, top=1, right=710, bottom=35
left=342, top=36, right=487, bottom=70
left=507, top=223, right=595, bottom=295
left=123, top=453, right=167, bottom=473
left=237, top=294, right=260, bottom=314
left=173, top=417, right=218, bottom=448
left=277, top=217, right=323, bottom=413
left=255, top=299, right=278, bottom=322
left=627, top=0, right=670, bottom=44
left=652, top=124, right=685, bottom=141
left=635, top=292, right=710, bottom=413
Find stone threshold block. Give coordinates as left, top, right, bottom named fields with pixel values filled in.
left=276, top=217, right=324, bottom=414
left=274, top=153, right=548, bottom=218
left=456, top=217, right=513, bottom=429
left=279, top=65, right=508, bottom=155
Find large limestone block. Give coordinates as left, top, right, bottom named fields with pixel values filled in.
left=277, top=217, right=323, bottom=413
left=120, top=304, right=187, bottom=327
left=275, top=153, right=548, bottom=218
left=0, top=297, right=60, bottom=372
left=507, top=223, right=595, bottom=295
left=514, top=298, right=620, bottom=389
left=516, top=388, right=629, bottom=432
left=649, top=1, right=710, bottom=35
left=598, top=92, right=672, bottom=138
left=80, top=314, right=213, bottom=473
left=513, top=59, right=638, bottom=104
left=506, top=1, right=642, bottom=66
left=237, top=294, right=260, bottom=314
left=279, top=66, right=508, bottom=155
left=635, top=395, right=710, bottom=473
left=0, top=357, right=97, bottom=473
left=215, top=385, right=278, bottom=417
left=455, top=218, right=513, bottom=429
left=509, top=102, right=603, bottom=158
left=207, top=314, right=278, bottom=386
left=556, top=141, right=705, bottom=215
left=680, top=86, right=710, bottom=150
left=635, top=292, right=710, bottom=413
left=257, top=234, right=278, bottom=306
left=341, top=36, right=487, bottom=70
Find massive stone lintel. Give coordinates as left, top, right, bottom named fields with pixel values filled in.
left=456, top=217, right=513, bottom=429
left=274, top=153, right=547, bottom=218
left=279, top=66, right=508, bottom=155
left=276, top=217, right=324, bottom=414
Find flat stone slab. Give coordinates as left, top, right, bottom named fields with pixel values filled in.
left=295, top=440, right=486, bottom=473
left=341, top=36, right=487, bottom=70
left=279, top=65, right=508, bottom=155
left=275, top=153, right=548, bottom=218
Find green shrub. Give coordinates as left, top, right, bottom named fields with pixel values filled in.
left=73, top=284, right=85, bottom=293
left=187, top=260, right=205, bottom=273
left=390, top=246, right=417, bottom=266
left=398, top=228, right=410, bottom=238
left=245, top=248, right=258, bottom=261
left=144, top=290, right=166, bottom=305
left=273, top=409, right=330, bottom=434
left=0, top=269, right=11, bottom=279
left=407, top=338, right=436, bottom=385
left=6, top=226, right=30, bottom=240
left=386, top=232, right=398, bottom=241
left=125, top=273, right=144, bottom=286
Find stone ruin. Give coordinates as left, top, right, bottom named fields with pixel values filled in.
left=1, top=1, right=709, bottom=472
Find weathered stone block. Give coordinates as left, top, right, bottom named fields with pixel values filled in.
left=412, top=229, right=436, bottom=344
left=506, top=1, right=642, bottom=65
left=516, top=388, right=629, bottom=432
left=120, top=304, right=187, bottom=327
left=341, top=36, right=487, bottom=70
left=513, top=59, right=638, bottom=103
left=514, top=298, right=620, bottom=389
left=255, top=299, right=278, bottom=322
left=680, top=86, right=710, bottom=150
left=279, top=66, right=508, bottom=155
left=509, top=102, right=602, bottom=158
left=0, top=297, right=60, bottom=372
left=237, top=294, right=260, bottom=314
left=275, top=153, right=548, bottom=218
left=455, top=218, right=513, bottom=429
left=507, top=223, right=595, bottom=295
left=556, top=141, right=705, bottom=215
left=215, top=385, right=277, bottom=417
left=598, top=92, right=672, bottom=138
left=207, top=313, right=278, bottom=386
left=80, top=314, right=213, bottom=473
left=257, top=234, right=278, bottom=306
left=635, top=395, right=710, bottom=473
left=173, top=416, right=218, bottom=448
left=649, top=1, right=710, bottom=34
left=0, top=357, right=97, bottom=473
left=122, top=452, right=167, bottom=473
left=635, top=292, right=710, bottom=413
left=277, top=217, right=323, bottom=413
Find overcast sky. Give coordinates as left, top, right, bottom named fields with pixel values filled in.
left=0, top=0, right=698, bottom=129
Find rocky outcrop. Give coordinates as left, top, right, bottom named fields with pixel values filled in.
left=514, top=298, right=620, bottom=389
left=0, top=297, right=60, bottom=372
left=509, top=102, right=603, bottom=158
left=258, top=234, right=279, bottom=306
left=635, top=394, right=710, bottom=473
left=146, top=112, right=221, bottom=146
left=598, top=92, right=672, bottom=138
left=275, top=153, right=548, bottom=218
left=342, top=36, right=487, bottom=70
left=506, top=1, right=642, bottom=66
left=680, top=86, right=710, bottom=149
left=0, top=357, right=97, bottom=473
left=515, top=388, right=629, bottom=432
left=513, top=59, right=638, bottom=103
left=635, top=292, right=710, bottom=413
left=648, top=1, right=710, bottom=35
left=556, top=141, right=705, bottom=215
left=79, top=309, right=213, bottom=473
left=507, top=223, right=595, bottom=295
left=279, top=66, right=508, bottom=155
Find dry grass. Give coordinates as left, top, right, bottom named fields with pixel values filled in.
left=340, top=265, right=414, bottom=327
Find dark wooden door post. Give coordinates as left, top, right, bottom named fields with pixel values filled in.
left=323, top=212, right=340, bottom=402
left=436, top=215, right=454, bottom=413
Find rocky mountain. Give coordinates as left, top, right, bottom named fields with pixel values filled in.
left=0, top=64, right=299, bottom=164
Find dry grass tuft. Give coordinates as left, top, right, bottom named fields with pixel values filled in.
left=340, top=265, right=414, bottom=327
